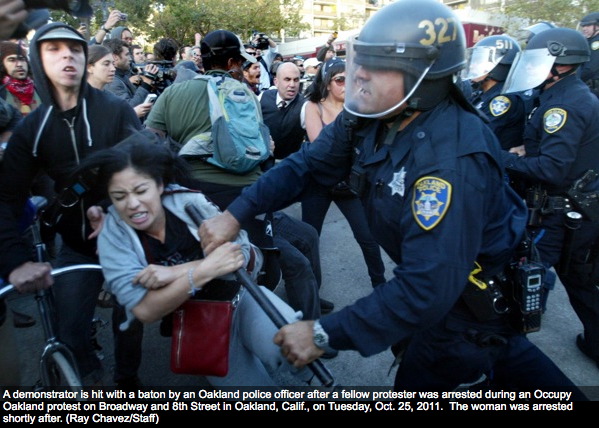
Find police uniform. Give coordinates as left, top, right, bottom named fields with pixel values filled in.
left=581, top=31, right=599, bottom=95
left=471, top=84, right=527, bottom=150
left=227, top=97, right=584, bottom=394
left=503, top=73, right=599, bottom=365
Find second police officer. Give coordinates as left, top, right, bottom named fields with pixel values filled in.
left=464, top=34, right=527, bottom=150
left=199, top=0, right=586, bottom=395
left=502, top=27, right=599, bottom=370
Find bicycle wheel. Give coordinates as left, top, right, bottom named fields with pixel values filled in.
left=44, top=351, right=83, bottom=391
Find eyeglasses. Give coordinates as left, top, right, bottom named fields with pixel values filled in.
left=332, top=75, right=345, bottom=85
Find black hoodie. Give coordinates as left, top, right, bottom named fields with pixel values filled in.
left=0, top=22, right=141, bottom=279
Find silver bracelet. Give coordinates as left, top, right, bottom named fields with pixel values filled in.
left=188, top=267, right=199, bottom=295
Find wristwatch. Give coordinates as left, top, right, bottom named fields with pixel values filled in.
left=313, top=320, right=335, bottom=353
left=101, top=25, right=111, bottom=33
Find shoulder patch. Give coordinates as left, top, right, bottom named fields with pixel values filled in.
left=489, top=96, right=511, bottom=117
left=543, top=108, right=567, bottom=134
left=412, top=177, right=452, bottom=231
left=592, top=40, right=599, bottom=51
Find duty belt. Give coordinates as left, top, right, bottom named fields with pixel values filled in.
left=541, top=195, right=571, bottom=214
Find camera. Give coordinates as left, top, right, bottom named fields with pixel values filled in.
left=142, top=60, right=177, bottom=93
left=119, top=13, right=128, bottom=21
left=252, top=31, right=270, bottom=50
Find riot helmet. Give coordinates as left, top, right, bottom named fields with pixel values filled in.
left=503, top=28, right=590, bottom=94
left=344, top=0, right=466, bottom=118
left=463, top=34, right=521, bottom=82
left=580, top=12, right=599, bottom=27
left=579, top=12, right=599, bottom=39
left=522, top=21, right=557, bottom=44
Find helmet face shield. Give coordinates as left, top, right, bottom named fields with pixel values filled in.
left=344, top=35, right=435, bottom=118
left=462, top=46, right=506, bottom=81
left=502, top=49, right=556, bottom=93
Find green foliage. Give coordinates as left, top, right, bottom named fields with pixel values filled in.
left=41, top=0, right=307, bottom=49
left=505, top=0, right=599, bottom=29
left=148, top=0, right=308, bottom=48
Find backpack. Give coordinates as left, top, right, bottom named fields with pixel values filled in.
left=178, top=73, right=271, bottom=174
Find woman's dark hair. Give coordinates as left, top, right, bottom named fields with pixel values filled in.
left=307, top=58, right=345, bottom=103
left=87, top=45, right=111, bottom=66
left=74, top=130, right=195, bottom=196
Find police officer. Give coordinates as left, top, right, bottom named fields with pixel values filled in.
left=502, top=27, right=599, bottom=370
left=579, top=12, right=599, bottom=96
left=464, top=34, right=527, bottom=150
left=199, top=0, right=585, bottom=394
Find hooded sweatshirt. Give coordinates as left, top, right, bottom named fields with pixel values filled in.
left=89, top=26, right=131, bottom=46
left=0, top=22, right=141, bottom=279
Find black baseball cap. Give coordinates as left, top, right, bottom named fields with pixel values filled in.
left=201, top=30, right=256, bottom=63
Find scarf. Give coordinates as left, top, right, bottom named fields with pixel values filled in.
left=2, top=75, right=35, bottom=106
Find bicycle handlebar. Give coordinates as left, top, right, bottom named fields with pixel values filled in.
left=0, top=264, right=103, bottom=299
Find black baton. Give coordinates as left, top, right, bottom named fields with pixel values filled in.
left=185, top=203, right=335, bottom=387
left=558, top=211, right=583, bottom=277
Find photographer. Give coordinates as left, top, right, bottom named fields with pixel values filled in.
left=89, top=9, right=128, bottom=46
left=103, top=38, right=156, bottom=120
left=250, top=31, right=277, bottom=91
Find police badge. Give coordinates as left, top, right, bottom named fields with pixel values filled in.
left=412, top=176, right=452, bottom=230
left=490, top=96, right=511, bottom=117
left=543, top=108, right=567, bottom=134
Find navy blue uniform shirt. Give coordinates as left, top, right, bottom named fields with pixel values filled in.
left=502, top=74, right=599, bottom=194
left=228, top=97, right=527, bottom=356
left=471, top=83, right=526, bottom=150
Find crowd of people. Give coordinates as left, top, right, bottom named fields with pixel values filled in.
left=0, top=0, right=598, bottom=398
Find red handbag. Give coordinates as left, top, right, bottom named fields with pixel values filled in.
left=170, top=280, right=241, bottom=377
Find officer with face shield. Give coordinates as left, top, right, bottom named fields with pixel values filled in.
left=463, top=35, right=527, bottom=150
left=502, top=28, right=599, bottom=370
left=198, top=0, right=585, bottom=394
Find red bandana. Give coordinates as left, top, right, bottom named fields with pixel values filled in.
left=2, top=75, right=35, bottom=106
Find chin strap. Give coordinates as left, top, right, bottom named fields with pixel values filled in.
left=538, top=65, right=579, bottom=89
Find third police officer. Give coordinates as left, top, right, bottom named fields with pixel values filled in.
left=579, top=12, right=599, bottom=96
left=502, top=27, right=599, bottom=370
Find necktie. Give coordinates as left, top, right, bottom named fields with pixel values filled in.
left=278, top=100, right=286, bottom=110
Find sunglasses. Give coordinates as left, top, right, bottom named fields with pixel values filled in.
left=332, top=75, right=345, bottom=85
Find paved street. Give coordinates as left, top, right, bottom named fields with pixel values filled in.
left=7, top=203, right=599, bottom=399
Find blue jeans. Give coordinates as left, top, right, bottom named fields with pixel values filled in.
left=0, top=304, right=21, bottom=386
left=54, top=244, right=145, bottom=385
left=302, top=182, right=386, bottom=287
left=272, top=212, right=321, bottom=320
left=53, top=244, right=104, bottom=384
left=111, top=302, right=144, bottom=384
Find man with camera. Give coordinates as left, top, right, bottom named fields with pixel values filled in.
left=89, top=9, right=128, bottom=46
left=103, top=38, right=156, bottom=120
left=250, top=31, right=277, bottom=92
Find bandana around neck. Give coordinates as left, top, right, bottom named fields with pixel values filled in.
left=3, top=75, right=35, bottom=106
